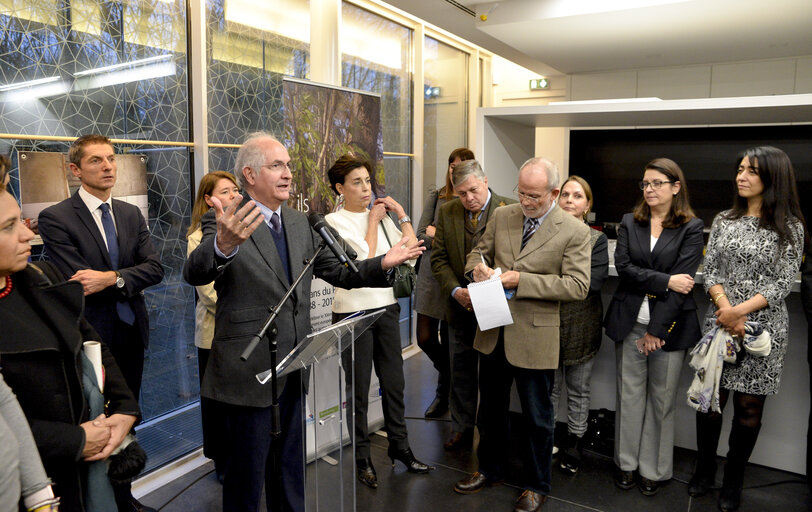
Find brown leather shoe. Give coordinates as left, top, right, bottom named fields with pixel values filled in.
left=444, top=430, right=473, bottom=450
left=453, top=472, right=504, bottom=494
left=513, top=490, right=548, bottom=512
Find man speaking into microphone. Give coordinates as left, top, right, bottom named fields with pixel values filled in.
left=184, top=132, right=423, bottom=512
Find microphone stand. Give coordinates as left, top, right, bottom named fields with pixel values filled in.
left=240, top=241, right=326, bottom=437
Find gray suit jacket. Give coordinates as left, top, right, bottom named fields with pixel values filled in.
left=183, top=201, right=389, bottom=408
left=465, top=203, right=591, bottom=370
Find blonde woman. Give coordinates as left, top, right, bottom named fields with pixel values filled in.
left=186, top=170, right=239, bottom=480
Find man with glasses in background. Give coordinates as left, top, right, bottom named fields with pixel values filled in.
left=184, top=132, right=423, bottom=512
left=453, top=157, right=591, bottom=512
left=431, top=159, right=513, bottom=451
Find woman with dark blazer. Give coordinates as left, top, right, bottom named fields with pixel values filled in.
left=605, top=158, right=704, bottom=496
left=0, top=163, right=139, bottom=512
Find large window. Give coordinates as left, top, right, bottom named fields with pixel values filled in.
left=423, top=36, right=468, bottom=190
left=206, top=0, right=310, bottom=172
left=341, top=1, right=413, bottom=346
left=0, top=0, right=195, bottom=470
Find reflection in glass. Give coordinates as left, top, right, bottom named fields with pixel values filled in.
left=424, top=36, right=468, bottom=190
left=341, top=2, right=412, bottom=157
left=206, top=0, right=309, bottom=175
left=0, top=0, right=196, bottom=471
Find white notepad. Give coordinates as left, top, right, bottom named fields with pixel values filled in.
left=468, top=268, right=514, bottom=331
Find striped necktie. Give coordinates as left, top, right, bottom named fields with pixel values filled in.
left=521, top=217, right=539, bottom=249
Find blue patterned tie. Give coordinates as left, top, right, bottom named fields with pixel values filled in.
left=521, top=217, right=539, bottom=249
left=99, top=203, right=136, bottom=325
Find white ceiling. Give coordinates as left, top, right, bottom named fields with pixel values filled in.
left=384, top=0, right=812, bottom=76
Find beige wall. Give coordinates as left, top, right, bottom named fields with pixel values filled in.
left=570, top=56, right=812, bottom=100
left=484, top=55, right=812, bottom=175
left=491, top=56, right=566, bottom=107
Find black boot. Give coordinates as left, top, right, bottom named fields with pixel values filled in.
left=559, top=432, right=582, bottom=474
left=718, top=423, right=760, bottom=512
left=387, top=446, right=433, bottom=473
left=356, top=458, right=378, bottom=488
left=688, top=412, right=723, bottom=497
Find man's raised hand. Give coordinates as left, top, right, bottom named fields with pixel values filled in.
left=381, top=236, right=425, bottom=270
left=212, top=194, right=265, bottom=256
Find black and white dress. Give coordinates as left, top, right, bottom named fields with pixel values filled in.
left=702, top=212, right=804, bottom=395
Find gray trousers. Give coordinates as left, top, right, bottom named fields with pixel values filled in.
left=551, top=357, right=595, bottom=437
left=614, top=322, right=685, bottom=481
left=448, top=322, right=479, bottom=433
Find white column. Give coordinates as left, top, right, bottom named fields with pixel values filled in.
left=412, top=24, right=425, bottom=223
left=310, top=0, right=341, bottom=86
left=188, top=0, right=209, bottom=190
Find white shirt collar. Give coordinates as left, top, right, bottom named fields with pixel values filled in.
left=77, top=185, right=113, bottom=214
left=245, top=193, right=282, bottom=226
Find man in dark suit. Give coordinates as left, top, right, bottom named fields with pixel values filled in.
left=455, top=158, right=591, bottom=512
left=183, top=132, right=423, bottom=512
left=38, top=134, right=164, bottom=512
left=431, top=159, right=514, bottom=450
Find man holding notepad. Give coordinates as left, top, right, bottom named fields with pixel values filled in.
left=454, top=157, right=591, bottom=512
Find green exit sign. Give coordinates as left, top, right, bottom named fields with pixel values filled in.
left=529, top=78, right=550, bottom=90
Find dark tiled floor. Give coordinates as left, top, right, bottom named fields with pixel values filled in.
left=141, top=352, right=811, bottom=511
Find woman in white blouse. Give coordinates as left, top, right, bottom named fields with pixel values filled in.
left=326, top=154, right=431, bottom=489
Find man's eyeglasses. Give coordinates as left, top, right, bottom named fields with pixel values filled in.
left=638, top=180, right=674, bottom=191
left=262, top=161, right=294, bottom=173
left=513, top=186, right=548, bottom=204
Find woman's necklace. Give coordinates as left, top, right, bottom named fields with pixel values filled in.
left=0, top=276, right=13, bottom=299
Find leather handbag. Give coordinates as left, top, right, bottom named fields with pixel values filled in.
left=380, top=218, right=416, bottom=298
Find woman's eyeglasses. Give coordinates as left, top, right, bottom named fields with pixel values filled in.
left=638, top=180, right=674, bottom=191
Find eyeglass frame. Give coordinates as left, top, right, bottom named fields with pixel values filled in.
left=513, top=185, right=552, bottom=204
left=638, top=179, right=675, bottom=191
left=261, top=160, right=294, bottom=173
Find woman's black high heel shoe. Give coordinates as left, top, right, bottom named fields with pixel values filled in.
left=387, top=446, right=432, bottom=473
left=356, top=458, right=378, bottom=488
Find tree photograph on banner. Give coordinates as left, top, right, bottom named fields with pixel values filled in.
left=282, top=77, right=383, bottom=215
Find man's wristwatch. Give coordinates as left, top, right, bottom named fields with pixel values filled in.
left=114, top=271, right=125, bottom=289
left=398, top=215, right=411, bottom=226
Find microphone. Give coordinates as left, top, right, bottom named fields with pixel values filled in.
left=308, top=212, right=359, bottom=273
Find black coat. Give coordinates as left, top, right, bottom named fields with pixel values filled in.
left=605, top=214, right=705, bottom=351
left=0, top=263, right=139, bottom=512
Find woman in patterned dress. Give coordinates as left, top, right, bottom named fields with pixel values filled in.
left=688, top=146, right=807, bottom=512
